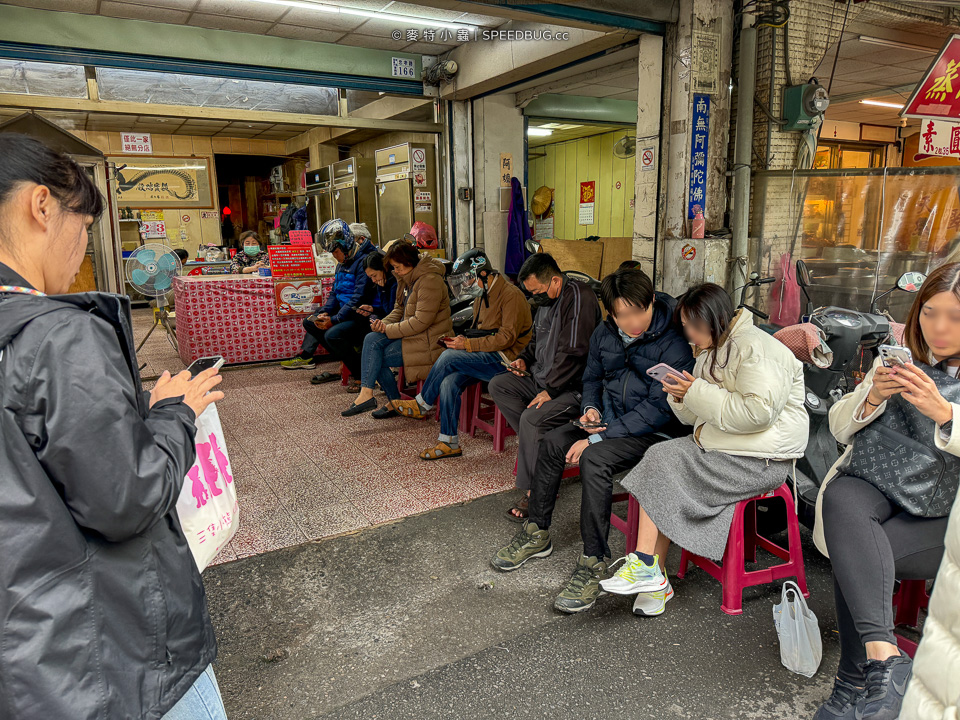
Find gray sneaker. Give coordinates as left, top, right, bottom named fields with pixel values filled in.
left=491, top=521, right=552, bottom=571
left=554, top=555, right=608, bottom=614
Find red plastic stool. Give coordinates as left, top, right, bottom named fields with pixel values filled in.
left=468, top=382, right=515, bottom=453
left=340, top=363, right=350, bottom=386
left=893, top=579, right=930, bottom=658
left=512, top=458, right=580, bottom=480
left=610, top=491, right=641, bottom=556
left=676, top=483, right=808, bottom=615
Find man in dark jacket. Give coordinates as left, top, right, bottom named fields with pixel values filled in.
left=491, top=267, right=694, bottom=614
left=0, top=132, right=223, bottom=719
left=280, top=219, right=377, bottom=383
left=490, top=252, right=601, bottom=519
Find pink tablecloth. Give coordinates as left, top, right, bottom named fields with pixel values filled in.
left=173, top=275, right=331, bottom=365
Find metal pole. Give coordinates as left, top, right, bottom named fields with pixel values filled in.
left=730, top=19, right=757, bottom=293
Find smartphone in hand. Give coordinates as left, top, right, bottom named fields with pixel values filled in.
left=437, top=336, right=453, bottom=347
left=647, top=362, right=684, bottom=383
left=879, top=344, right=913, bottom=369
left=187, top=355, right=224, bottom=378
left=572, top=419, right=605, bottom=429
left=501, top=361, right=531, bottom=377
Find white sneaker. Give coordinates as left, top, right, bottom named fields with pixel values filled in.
left=632, top=581, right=674, bottom=616
left=599, top=553, right=668, bottom=595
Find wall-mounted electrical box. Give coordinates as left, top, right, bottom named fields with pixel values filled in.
left=782, top=80, right=830, bottom=131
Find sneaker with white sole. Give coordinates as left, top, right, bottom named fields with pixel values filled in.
left=632, top=581, right=674, bottom=616
left=599, top=553, right=667, bottom=595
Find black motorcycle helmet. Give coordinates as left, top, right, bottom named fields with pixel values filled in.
left=448, top=248, right=496, bottom=305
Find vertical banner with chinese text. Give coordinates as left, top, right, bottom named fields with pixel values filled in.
left=688, top=94, right=710, bottom=220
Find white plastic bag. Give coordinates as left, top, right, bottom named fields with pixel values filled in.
left=175, top=403, right=239, bottom=572
left=773, top=580, right=822, bottom=677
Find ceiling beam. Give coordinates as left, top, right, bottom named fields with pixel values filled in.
left=0, top=94, right=443, bottom=134
left=515, top=58, right=638, bottom=107
left=440, top=22, right=639, bottom=100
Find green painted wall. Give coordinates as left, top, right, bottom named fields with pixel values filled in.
left=528, top=129, right=636, bottom=239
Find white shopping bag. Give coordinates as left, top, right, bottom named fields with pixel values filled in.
left=773, top=580, right=822, bottom=677
left=175, top=403, right=239, bottom=572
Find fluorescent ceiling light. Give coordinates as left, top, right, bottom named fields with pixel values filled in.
left=527, top=128, right=553, bottom=136
left=554, top=124, right=583, bottom=130
left=860, top=99, right=905, bottom=109
left=856, top=36, right=938, bottom=54
left=235, top=0, right=476, bottom=29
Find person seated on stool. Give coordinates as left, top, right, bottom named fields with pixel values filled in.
left=230, top=231, right=269, bottom=274
left=489, top=252, right=601, bottom=522
left=331, top=249, right=399, bottom=394
left=391, top=248, right=532, bottom=461
left=602, top=283, right=806, bottom=618
left=280, top=219, right=377, bottom=380
left=342, top=240, right=451, bottom=419
left=812, top=263, right=960, bottom=720
left=490, top=267, right=693, bottom=614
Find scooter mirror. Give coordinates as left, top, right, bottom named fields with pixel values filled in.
left=796, top=259, right=812, bottom=288
left=897, top=271, right=926, bottom=293
left=525, top=239, right=542, bottom=254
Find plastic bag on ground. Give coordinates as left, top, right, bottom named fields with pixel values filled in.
left=773, top=580, right=823, bottom=677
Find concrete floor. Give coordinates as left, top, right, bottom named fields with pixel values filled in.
left=205, top=483, right=844, bottom=720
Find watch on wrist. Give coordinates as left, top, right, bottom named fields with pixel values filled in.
left=940, top=419, right=954, bottom=435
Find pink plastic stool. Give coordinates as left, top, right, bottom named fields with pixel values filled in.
left=468, top=383, right=515, bottom=453
left=396, top=370, right=472, bottom=425
left=512, top=458, right=580, bottom=481
left=676, top=483, right=808, bottom=615
left=893, top=579, right=930, bottom=658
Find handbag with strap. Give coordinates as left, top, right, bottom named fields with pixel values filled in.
left=842, top=361, right=960, bottom=517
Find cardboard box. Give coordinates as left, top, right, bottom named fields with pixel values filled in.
left=539, top=237, right=634, bottom=280
left=420, top=248, right=447, bottom=259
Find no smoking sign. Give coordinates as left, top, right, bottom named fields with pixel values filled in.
left=641, top=147, right=656, bottom=172
left=681, top=243, right=697, bottom=261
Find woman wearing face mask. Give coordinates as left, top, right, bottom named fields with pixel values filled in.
left=230, top=230, right=270, bottom=274
left=0, top=134, right=226, bottom=718
left=603, top=283, right=808, bottom=618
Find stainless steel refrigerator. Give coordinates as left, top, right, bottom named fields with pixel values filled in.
left=305, top=165, right=333, bottom=240
left=331, top=157, right=379, bottom=245
left=374, top=143, right=439, bottom=246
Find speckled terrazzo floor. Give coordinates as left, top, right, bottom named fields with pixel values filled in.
left=132, top=308, right=520, bottom=566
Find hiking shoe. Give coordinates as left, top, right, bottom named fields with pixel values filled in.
left=814, top=677, right=864, bottom=719
left=491, top=521, right=552, bottom=571
left=280, top=356, right=316, bottom=370
left=856, top=655, right=912, bottom=720
left=600, top=553, right=668, bottom=595
left=554, top=555, right=608, bottom=614
left=632, top=581, right=674, bottom=617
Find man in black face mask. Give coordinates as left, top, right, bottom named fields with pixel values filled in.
left=490, top=252, right=601, bottom=521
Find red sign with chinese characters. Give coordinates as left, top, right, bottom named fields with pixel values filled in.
left=579, top=181, right=596, bottom=205
left=267, top=245, right=317, bottom=279
left=287, top=230, right=313, bottom=246
left=902, top=34, right=960, bottom=119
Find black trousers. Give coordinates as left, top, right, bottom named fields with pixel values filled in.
left=300, top=318, right=369, bottom=377
left=822, top=475, right=948, bottom=684
left=527, top=423, right=666, bottom=559
left=488, top=372, right=581, bottom=492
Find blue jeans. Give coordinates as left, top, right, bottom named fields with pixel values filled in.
left=162, top=664, right=228, bottom=720
left=419, top=349, right=505, bottom=438
left=361, top=331, right=404, bottom=400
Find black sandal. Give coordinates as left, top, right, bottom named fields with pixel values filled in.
left=506, top=496, right=529, bottom=523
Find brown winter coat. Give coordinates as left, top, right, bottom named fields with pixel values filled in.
left=463, top=274, right=533, bottom=361
left=383, top=255, right=452, bottom=381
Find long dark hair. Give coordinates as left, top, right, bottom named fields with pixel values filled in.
left=676, top=283, right=735, bottom=382
left=904, top=262, right=960, bottom=362
left=0, top=134, right=103, bottom=228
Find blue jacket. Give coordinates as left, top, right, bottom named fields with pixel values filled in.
left=321, top=239, right=377, bottom=323
left=371, top=273, right=398, bottom=319
left=581, top=292, right=695, bottom=440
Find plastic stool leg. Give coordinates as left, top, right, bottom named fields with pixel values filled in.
left=677, top=549, right=691, bottom=579
left=743, top=498, right=758, bottom=564
left=625, top=496, right=639, bottom=555
left=720, top=506, right=746, bottom=615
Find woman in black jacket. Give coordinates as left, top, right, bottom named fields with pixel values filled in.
left=0, top=134, right=227, bottom=719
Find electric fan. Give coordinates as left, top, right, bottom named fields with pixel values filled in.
left=125, top=243, right=182, bottom=353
